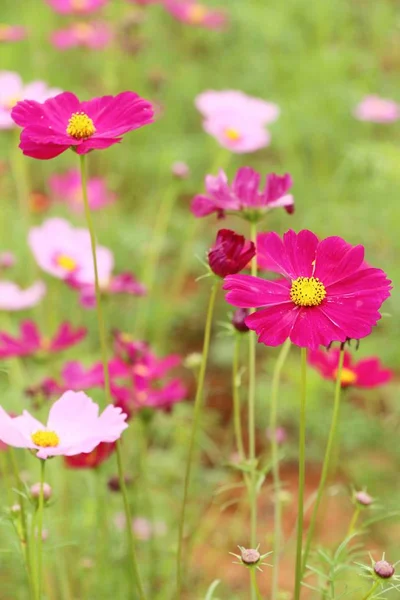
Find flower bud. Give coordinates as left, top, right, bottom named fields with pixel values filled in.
left=374, top=560, right=395, bottom=579
left=232, top=308, right=249, bottom=333
left=30, top=482, right=52, bottom=501
left=354, top=490, right=373, bottom=507
left=267, top=427, right=287, bottom=445
left=184, top=352, right=202, bottom=370
left=240, top=548, right=261, bottom=566
left=208, top=229, right=256, bottom=278
left=0, top=251, right=15, bottom=269
left=107, top=475, right=133, bottom=492
left=171, top=161, right=190, bottom=179
left=10, top=503, right=21, bottom=516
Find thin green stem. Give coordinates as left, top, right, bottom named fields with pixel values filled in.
left=269, top=338, right=291, bottom=600
left=301, top=347, right=345, bottom=577
left=362, top=580, right=380, bottom=600
left=250, top=569, right=263, bottom=600
left=176, top=282, right=219, bottom=598
left=346, top=506, right=360, bottom=538
left=79, top=154, right=145, bottom=599
left=294, top=348, right=307, bottom=600
left=232, top=335, right=246, bottom=461
left=35, top=460, right=45, bottom=600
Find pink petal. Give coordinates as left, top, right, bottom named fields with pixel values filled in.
left=289, top=307, right=347, bottom=349
left=282, top=229, right=319, bottom=278
left=223, top=274, right=290, bottom=308
left=314, top=237, right=364, bottom=286
left=245, top=303, right=299, bottom=346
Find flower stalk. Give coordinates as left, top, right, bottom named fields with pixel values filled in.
left=294, top=348, right=307, bottom=600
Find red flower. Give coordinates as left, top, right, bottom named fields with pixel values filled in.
left=208, top=229, right=255, bottom=278
left=64, top=442, right=115, bottom=469
left=0, top=321, right=86, bottom=359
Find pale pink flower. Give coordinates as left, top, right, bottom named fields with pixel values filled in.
left=164, top=0, right=227, bottom=30
left=0, top=71, right=61, bottom=130
left=196, top=90, right=280, bottom=124
left=51, top=22, right=112, bottom=50
left=28, top=218, right=113, bottom=286
left=354, top=95, right=400, bottom=123
left=0, top=390, right=128, bottom=459
left=0, top=25, right=26, bottom=43
left=0, top=281, right=46, bottom=311
left=0, top=251, right=16, bottom=269
left=49, top=169, right=116, bottom=213
left=45, top=0, right=109, bottom=14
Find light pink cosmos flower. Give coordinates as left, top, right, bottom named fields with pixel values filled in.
left=75, top=273, right=147, bottom=308
left=11, top=91, right=154, bottom=160
left=49, top=169, right=116, bottom=213
left=0, top=390, right=128, bottom=460
left=354, top=95, right=400, bottom=123
left=164, top=0, right=227, bottom=29
left=28, top=218, right=113, bottom=285
left=196, top=90, right=280, bottom=124
left=0, top=71, right=61, bottom=130
left=0, top=25, right=26, bottom=43
left=0, top=281, right=46, bottom=311
left=45, top=0, right=109, bottom=14
left=51, top=22, right=112, bottom=51
left=0, top=321, right=86, bottom=359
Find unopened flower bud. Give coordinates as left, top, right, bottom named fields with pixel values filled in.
left=30, top=482, right=52, bottom=501
left=208, top=229, right=256, bottom=278
left=241, top=548, right=260, bottom=565
left=107, top=475, right=133, bottom=492
left=184, top=352, right=202, bottom=370
left=232, top=308, right=249, bottom=333
left=355, top=490, right=373, bottom=507
left=11, top=503, right=21, bottom=515
left=374, top=560, right=395, bottom=579
left=0, top=251, right=15, bottom=269
left=171, top=161, right=190, bottom=179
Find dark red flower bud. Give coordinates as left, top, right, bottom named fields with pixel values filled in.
left=374, top=560, right=395, bottom=579
left=107, top=475, right=133, bottom=492
left=208, top=229, right=255, bottom=278
left=232, top=308, right=250, bottom=332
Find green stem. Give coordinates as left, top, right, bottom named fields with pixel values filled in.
left=232, top=335, right=246, bottom=461
left=362, top=580, right=380, bottom=600
left=301, top=347, right=345, bottom=576
left=346, top=506, right=360, bottom=538
left=35, top=460, right=45, bottom=600
left=250, top=569, right=263, bottom=600
left=79, top=154, right=145, bottom=599
left=269, top=338, right=291, bottom=600
left=294, top=348, right=307, bottom=600
left=176, top=282, right=219, bottom=598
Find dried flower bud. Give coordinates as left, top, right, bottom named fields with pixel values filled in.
left=171, top=161, right=190, bottom=179
left=355, top=490, right=373, bottom=507
left=107, top=475, right=133, bottom=492
left=30, top=482, right=52, bottom=501
left=232, top=308, right=249, bottom=333
left=374, top=560, right=395, bottom=579
left=241, top=548, right=261, bottom=565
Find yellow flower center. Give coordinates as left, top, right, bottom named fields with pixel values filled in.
left=133, top=365, right=150, bottom=377
left=66, top=112, right=96, bottom=140
left=119, top=332, right=133, bottom=343
left=40, top=337, right=51, bottom=351
left=31, top=430, right=60, bottom=448
left=334, top=367, right=357, bottom=386
left=290, top=276, right=326, bottom=307
left=0, top=25, right=11, bottom=41
left=74, top=23, right=93, bottom=41
left=55, top=254, right=77, bottom=272
left=136, top=391, right=148, bottom=404
left=187, top=4, right=208, bottom=23
left=71, top=0, right=88, bottom=9
left=224, top=127, right=241, bottom=141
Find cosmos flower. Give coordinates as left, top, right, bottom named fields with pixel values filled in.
left=208, top=229, right=255, bottom=278
left=28, top=218, right=113, bottom=285
left=354, top=95, right=399, bottom=124
left=0, top=71, right=61, bottom=130
left=11, top=90, right=153, bottom=159
left=223, top=230, right=391, bottom=349
left=308, top=348, right=393, bottom=388
left=191, top=167, right=293, bottom=219
left=64, top=441, right=115, bottom=468
left=0, top=25, right=26, bottom=44
left=51, top=22, right=112, bottom=51
left=0, top=281, right=46, bottom=311
left=75, top=272, right=147, bottom=308
left=45, top=0, right=109, bottom=15
left=196, top=90, right=280, bottom=124
left=0, top=251, right=16, bottom=269
left=113, top=332, right=149, bottom=363
left=164, top=0, right=227, bottom=30
left=0, top=391, right=128, bottom=460
left=61, top=358, right=130, bottom=390
left=112, top=377, right=187, bottom=417
left=49, top=169, right=116, bottom=213
left=0, top=321, right=86, bottom=359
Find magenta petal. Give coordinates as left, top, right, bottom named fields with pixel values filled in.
left=256, top=232, right=297, bottom=279
left=321, top=297, right=383, bottom=341
left=290, top=307, right=347, bottom=349
left=327, top=267, right=391, bottom=301
left=314, top=237, right=364, bottom=286
left=223, top=274, right=290, bottom=308
left=245, top=303, right=299, bottom=346
left=282, top=229, right=319, bottom=278
left=19, top=134, right=69, bottom=159
left=191, top=194, right=219, bottom=217
left=354, top=358, right=392, bottom=388
left=75, top=137, right=120, bottom=153
left=11, top=99, right=45, bottom=127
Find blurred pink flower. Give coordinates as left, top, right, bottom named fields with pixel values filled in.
left=354, top=95, right=399, bottom=123
left=113, top=332, right=149, bottom=363
left=0, top=251, right=16, bottom=269
left=61, top=358, right=130, bottom=390
left=28, top=218, right=114, bottom=285
left=49, top=169, right=116, bottom=213
left=266, top=427, right=287, bottom=445
left=76, top=272, right=147, bottom=308
left=0, top=321, right=86, bottom=359
left=0, top=25, right=26, bottom=43
left=0, top=71, right=61, bottom=130
left=0, top=390, right=128, bottom=460
left=0, top=281, right=46, bottom=311
left=51, top=22, right=112, bottom=50
left=133, top=517, right=167, bottom=540
left=196, top=90, right=280, bottom=124
left=164, top=0, right=227, bottom=29
left=45, top=0, right=109, bottom=14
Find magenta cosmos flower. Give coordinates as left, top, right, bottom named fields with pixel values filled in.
left=11, top=90, right=153, bottom=159
left=0, top=25, right=26, bottom=43
left=73, top=272, right=147, bottom=308
left=223, top=230, right=391, bottom=349
left=51, top=22, right=112, bottom=50
left=164, top=0, right=227, bottom=30
left=49, top=169, right=115, bottom=213
left=308, top=348, right=392, bottom=388
left=29, top=218, right=113, bottom=285
left=354, top=95, right=399, bottom=124
left=208, top=229, right=255, bottom=278
left=0, top=281, right=46, bottom=311
left=0, top=321, right=86, bottom=359
left=192, top=167, right=293, bottom=220
left=45, top=0, right=109, bottom=14
left=0, top=71, right=61, bottom=130
left=0, top=391, right=127, bottom=460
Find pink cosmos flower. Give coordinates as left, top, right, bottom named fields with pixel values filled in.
left=0, top=321, right=86, bottom=359
left=0, top=71, right=61, bottom=130
left=45, top=0, right=109, bottom=14
left=0, top=25, right=26, bottom=43
left=208, top=229, right=255, bottom=277
left=28, top=218, right=113, bottom=285
left=0, top=251, right=16, bottom=269
left=354, top=95, right=400, bottom=123
left=0, top=390, right=128, bottom=460
left=223, top=230, right=391, bottom=349
left=0, top=281, right=46, bottom=311
left=11, top=90, right=153, bottom=159
left=61, top=358, right=130, bottom=390
left=164, top=0, right=227, bottom=30
left=49, top=169, right=116, bottom=213
left=51, top=22, right=112, bottom=51
left=113, top=378, right=187, bottom=417
left=113, top=332, right=149, bottom=363
left=196, top=90, right=280, bottom=124
left=191, top=167, right=294, bottom=219
left=308, top=348, right=393, bottom=388
left=75, top=272, right=147, bottom=308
